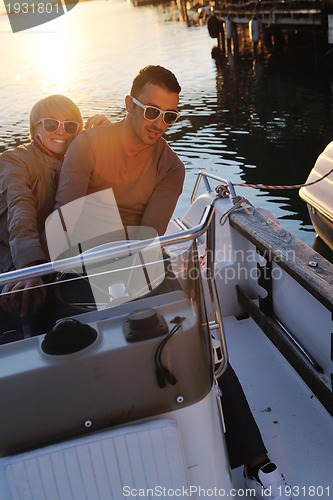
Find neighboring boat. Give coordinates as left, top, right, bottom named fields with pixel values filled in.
left=299, top=141, right=333, bottom=251
left=0, top=172, right=332, bottom=498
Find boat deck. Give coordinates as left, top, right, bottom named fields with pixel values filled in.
left=223, top=314, right=333, bottom=498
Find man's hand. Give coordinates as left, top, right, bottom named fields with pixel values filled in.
left=0, top=277, right=46, bottom=318
left=85, top=114, right=110, bottom=129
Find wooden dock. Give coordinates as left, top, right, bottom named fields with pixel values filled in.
left=214, top=0, right=326, bottom=27
left=203, top=0, right=333, bottom=58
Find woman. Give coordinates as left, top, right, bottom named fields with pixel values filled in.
left=0, top=95, right=109, bottom=326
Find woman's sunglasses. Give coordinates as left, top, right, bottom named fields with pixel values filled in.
left=37, top=118, right=81, bottom=136
left=131, top=97, right=180, bottom=125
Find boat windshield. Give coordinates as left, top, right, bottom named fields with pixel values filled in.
left=1, top=190, right=167, bottom=341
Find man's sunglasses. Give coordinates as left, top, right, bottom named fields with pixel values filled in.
left=131, top=97, right=180, bottom=125
left=37, top=118, right=81, bottom=136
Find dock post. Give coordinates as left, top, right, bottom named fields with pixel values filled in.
left=249, top=16, right=260, bottom=59
left=218, top=23, right=226, bottom=56
left=225, top=16, right=232, bottom=54
left=232, top=20, right=239, bottom=56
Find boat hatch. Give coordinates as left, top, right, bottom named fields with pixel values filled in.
left=0, top=419, right=189, bottom=499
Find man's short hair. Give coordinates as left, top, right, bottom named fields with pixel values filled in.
left=130, top=65, right=181, bottom=98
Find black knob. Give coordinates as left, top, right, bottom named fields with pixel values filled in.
left=124, top=308, right=168, bottom=342
left=128, top=308, right=159, bottom=331
left=42, top=319, right=97, bottom=355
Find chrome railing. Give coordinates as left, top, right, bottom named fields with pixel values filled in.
left=191, top=171, right=237, bottom=203
left=0, top=194, right=228, bottom=376
left=0, top=205, right=215, bottom=286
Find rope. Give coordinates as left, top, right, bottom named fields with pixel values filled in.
left=214, top=167, right=333, bottom=226
left=230, top=167, right=333, bottom=191
left=219, top=196, right=250, bottom=226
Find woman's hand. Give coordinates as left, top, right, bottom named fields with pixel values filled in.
left=85, top=114, right=111, bottom=129
left=0, top=277, right=46, bottom=318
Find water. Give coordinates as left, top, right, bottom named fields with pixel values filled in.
left=1, top=0, right=333, bottom=246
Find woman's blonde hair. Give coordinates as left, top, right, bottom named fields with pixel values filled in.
left=29, top=94, right=83, bottom=139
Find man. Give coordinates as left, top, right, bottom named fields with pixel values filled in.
left=55, top=65, right=185, bottom=236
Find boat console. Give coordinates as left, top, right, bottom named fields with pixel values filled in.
left=0, top=287, right=213, bottom=457
left=0, top=199, right=223, bottom=458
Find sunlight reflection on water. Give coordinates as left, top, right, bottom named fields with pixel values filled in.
left=1, top=0, right=333, bottom=244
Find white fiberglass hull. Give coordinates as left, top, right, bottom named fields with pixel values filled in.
left=300, top=140, right=333, bottom=250
left=0, top=173, right=333, bottom=498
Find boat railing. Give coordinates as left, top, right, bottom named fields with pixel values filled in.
left=191, top=171, right=237, bottom=203
left=0, top=171, right=240, bottom=288
left=0, top=201, right=228, bottom=377
left=0, top=205, right=214, bottom=286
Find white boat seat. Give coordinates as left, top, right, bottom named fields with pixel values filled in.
left=0, top=419, right=189, bottom=500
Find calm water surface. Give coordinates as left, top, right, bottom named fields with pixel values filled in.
left=1, top=0, right=333, bottom=245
